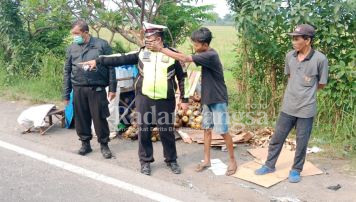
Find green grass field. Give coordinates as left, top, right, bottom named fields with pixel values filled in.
left=178, top=26, right=238, bottom=70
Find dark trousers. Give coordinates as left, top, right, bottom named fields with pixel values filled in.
left=265, top=112, right=314, bottom=172
left=135, top=93, right=177, bottom=164
left=73, top=86, right=110, bottom=144
left=119, top=91, right=136, bottom=126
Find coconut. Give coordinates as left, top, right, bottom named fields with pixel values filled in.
left=186, top=109, right=193, bottom=116
left=186, top=122, right=192, bottom=127
left=195, top=115, right=203, bottom=123
left=130, top=133, right=138, bottom=140
left=193, top=110, right=200, bottom=116
left=177, top=109, right=184, bottom=117
left=128, top=131, right=137, bottom=138
left=123, top=130, right=130, bottom=139
left=189, top=115, right=195, bottom=120
left=193, top=94, right=201, bottom=102
left=182, top=116, right=189, bottom=123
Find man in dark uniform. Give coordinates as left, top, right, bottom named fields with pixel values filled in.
left=81, top=22, right=190, bottom=175
left=63, top=20, right=117, bottom=159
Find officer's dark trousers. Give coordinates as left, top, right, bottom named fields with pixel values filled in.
left=73, top=86, right=110, bottom=144
left=136, top=93, right=177, bottom=164
left=265, top=112, right=314, bottom=172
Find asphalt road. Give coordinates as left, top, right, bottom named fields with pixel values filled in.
left=0, top=134, right=212, bottom=202
left=0, top=98, right=355, bottom=202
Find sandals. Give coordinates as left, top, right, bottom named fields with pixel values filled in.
left=195, top=163, right=211, bottom=172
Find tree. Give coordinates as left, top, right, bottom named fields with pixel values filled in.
left=0, top=0, right=31, bottom=74
left=227, top=0, right=355, bottom=146
left=0, top=0, right=72, bottom=75
left=66, top=0, right=215, bottom=47
left=204, top=13, right=235, bottom=26
left=227, top=0, right=355, bottom=112
left=19, top=0, right=72, bottom=54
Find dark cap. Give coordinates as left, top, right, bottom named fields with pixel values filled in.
left=288, top=24, right=315, bottom=37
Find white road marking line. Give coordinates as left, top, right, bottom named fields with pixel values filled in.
left=0, top=139, right=181, bottom=202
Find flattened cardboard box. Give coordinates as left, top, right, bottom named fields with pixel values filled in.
left=233, top=148, right=323, bottom=188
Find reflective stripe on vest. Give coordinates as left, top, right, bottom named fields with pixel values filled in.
left=139, top=50, right=175, bottom=99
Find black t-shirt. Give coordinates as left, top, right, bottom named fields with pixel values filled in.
left=192, top=48, right=228, bottom=105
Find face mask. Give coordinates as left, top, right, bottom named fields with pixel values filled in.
left=73, top=35, right=84, bottom=45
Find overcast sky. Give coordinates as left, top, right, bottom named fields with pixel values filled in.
left=191, top=0, right=231, bottom=18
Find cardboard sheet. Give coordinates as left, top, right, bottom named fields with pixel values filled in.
left=247, top=148, right=323, bottom=177
left=233, top=148, right=323, bottom=187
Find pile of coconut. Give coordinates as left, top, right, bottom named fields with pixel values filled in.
left=121, top=94, right=203, bottom=141
left=174, top=94, right=202, bottom=129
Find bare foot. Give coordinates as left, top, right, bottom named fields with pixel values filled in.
left=226, top=160, right=237, bottom=176
left=195, top=161, right=211, bottom=172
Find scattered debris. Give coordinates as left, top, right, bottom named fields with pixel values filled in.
left=116, top=96, right=298, bottom=150
left=237, top=131, right=255, bottom=143
left=327, top=184, right=342, bottom=191
left=270, top=196, right=301, bottom=202
left=250, top=127, right=296, bottom=151
left=186, top=179, right=194, bottom=189
left=237, top=183, right=265, bottom=195
left=205, top=159, right=227, bottom=176
left=177, top=130, right=193, bottom=144
left=221, top=145, right=228, bottom=152
left=307, top=146, right=323, bottom=154
left=181, top=128, right=254, bottom=147
left=109, top=132, right=118, bottom=140
left=180, top=125, right=296, bottom=150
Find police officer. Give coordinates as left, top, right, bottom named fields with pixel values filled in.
left=82, top=22, right=190, bottom=175
left=63, top=20, right=117, bottom=159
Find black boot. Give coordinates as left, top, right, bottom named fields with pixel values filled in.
left=141, top=162, right=151, bottom=176
left=100, top=143, right=112, bottom=159
left=78, top=141, right=92, bottom=155
left=166, top=162, right=181, bottom=174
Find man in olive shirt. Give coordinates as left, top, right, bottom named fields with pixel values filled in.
left=255, top=24, right=328, bottom=183
left=63, top=20, right=116, bottom=159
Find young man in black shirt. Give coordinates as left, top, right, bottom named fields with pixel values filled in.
left=148, top=27, right=237, bottom=175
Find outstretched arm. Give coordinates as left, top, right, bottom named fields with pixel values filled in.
left=80, top=53, right=139, bottom=70
left=160, top=48, right=193, bottom=63
left=147, top=41, right=193, bottom=63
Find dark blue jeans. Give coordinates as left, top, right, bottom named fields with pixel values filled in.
left=265, top=112, right=314, bottom=172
